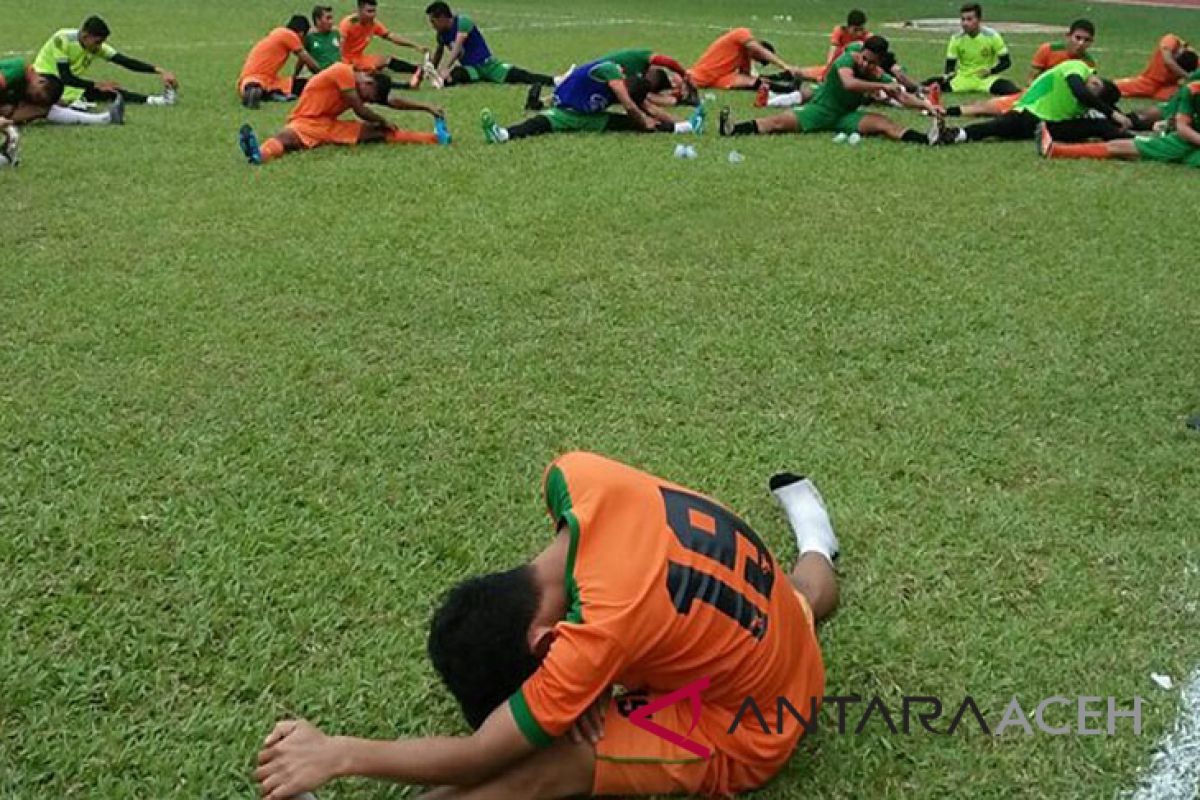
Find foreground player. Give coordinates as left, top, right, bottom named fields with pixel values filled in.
left=340, top=0, right=429, bottom=78
left=33, top=16, right=177, bottom=111
left=1042, top=73, right=1200, bottom=167
left=722, top=38, right=939, bottom=145
left=925, top=3, right=1018, bottom=96
left=935, top=60, right=1128, bottom=144
left=1115, top=35, right=1197, bottom=100
left=238, top=64, right=447, bottom=164
left=254, top=451, right=839, bottom=799
left=945, top=19, right=1096, bottom=118
left=687, top=28, right=801, bottom=92
left=426, top=2, right=553, bottom=88
left=238, top=16, right=321, bottom=108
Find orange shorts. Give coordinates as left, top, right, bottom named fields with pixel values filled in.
left=1116, top=74, right=1178, bottom=100
left=993, top=92, right=1021, bottom=114
left=593, top=592, right=822, bottom=797
left=347, top=54, right=388, bottom=72
left=286, top=116, right=363, bottom=148
left=237, top=73, right=293, bottom=96
left=688, top=71, right=749, bottom=90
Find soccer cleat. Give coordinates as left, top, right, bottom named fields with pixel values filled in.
left=238, top=123, right=263, bottom=164
left=755, top=82, right=769, bottom=107
left=107, top=94, right=126, bottom=125
left=434, top=116, right=452, bottom=145
left=927, top=82, right=941, bottom=108
left=243, top=84, right=263, bottom=110
left=409, top=67, right=424, bottom=90
left=1036, top=122, right=1054, bottom=158
left=2, top=126, right=21, bottom=167
left=524, top=83, right=545, bottom=112
left=688, top=102, right=706, bottom=135
left=480, top=108, right=503, bottom=144
left=163, top=86, right=177, bottom=105
left=718, top=106, right=732, bottom=137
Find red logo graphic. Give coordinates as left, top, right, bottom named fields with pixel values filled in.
left=627, top=677, right=713, bottom=759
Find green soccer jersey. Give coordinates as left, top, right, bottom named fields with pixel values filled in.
left=948, top=27, right=1008, bottom=77
left=33, top=28, right=117, bottom=79
left=304, top=30, right=341, bottom=71
left=1160, top=69, right=1200, bottom=120
left=1014, top=60, right=1093, bottom=122
left=811, top=42, right=891, bottom=113
left=599, top=48, right=652, bottom=78
left=0, top=57, right=27, bottom=103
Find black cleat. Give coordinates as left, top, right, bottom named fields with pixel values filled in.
left=242, top=85, right=263, bottom=109
left=719, top=106, right=732, bottom=137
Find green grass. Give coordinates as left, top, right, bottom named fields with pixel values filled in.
left=3, top=0, right=1199, bottom=797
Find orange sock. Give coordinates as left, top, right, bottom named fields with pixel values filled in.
left=260, top=138, right=285, bottom=162
left=386, top=129, right=438, bottom=145
left=1050, top=142, right=1110, bottom=160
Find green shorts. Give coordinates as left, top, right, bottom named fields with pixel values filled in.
left=794, top=103, right=864, bottom=135
left=949, top=73, right=1001, bottom=93
left=1134, top=133, right=1200, bottom=167
left=462, top=57, right=512, bottom=84
left=542, top=107, right=611, bottom=133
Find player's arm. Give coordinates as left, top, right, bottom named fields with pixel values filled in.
left=345, top=90, right=393, bottom=127
left=824, top=44, right=839, bottom=64
left=385, top=31, right=429, bottom=54
left=888, top=64, right=921, bottom=92
left=387, top=95, right=444, bottom=117
left=440, top=31, right=468, bottom=73
left=110, top=52, right=177, bottom=88
left=641, top=97, right=679, bottom=123
left=1162, top=45, right=1187, bottom=80
left=609, top=77, right=656, bottom=129
left=1065, top=73, right=1130, bottom=129
left=897, top=87, right=938, bottom=113
left=430, top=42, right=445, bottom=68
left=1174, top=108, right=1200, bottom=146
left=254, top=704, right=535, bottom=800
left=839, top=65, right=899, bottom=97
left=746, top=39, right=796, bottom=75
left=54, top=60, right=120, bottom=94
left=295, top=48, right=321, bottom=75
left=1026, top=48, right=1047, bottom=84
left=944, top=38, right=959, bottom=79
left=986, top=50, right=1012, bottom=77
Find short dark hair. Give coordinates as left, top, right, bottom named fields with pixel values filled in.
left=41, top=74, right=65, bottom=104
left=626, top=75, right=653, bottom=106
left=1179, top=49, right=1199, bottom=73
left=358, top=0, right=377, bottom=7
left=863, top=35, right=890, bottom=56
left=879, top=51, right=898, bottom=72
left=312, top=5, right=333, bottom=24
left=286, top=15, right=311, bottom=34
left=1096, top=78, right=1120, bottom=107
left=1069, top=19, right=1095, bottom=36
left=645, top=66, right=672, bottom=93
left=428, top=567, right=543, bottom=730
left=81, top=16, right=110, bottom=38
left=848, top=9, right=867, bottom=27
left=425, top=1, right=453, bottom=17
left=369, top=71, right=393, bottom=102
left=961, top=3, right=983, bottom=17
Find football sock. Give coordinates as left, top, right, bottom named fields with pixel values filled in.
left=387, top=129, right=439, bottom=145
left=260, top=138, right=285, bottom=162
left=46, top=105, right=112, bottom=125
left=1049, top=142, right=1110, bottom=160
left=770, top=474, right=839, bottom=565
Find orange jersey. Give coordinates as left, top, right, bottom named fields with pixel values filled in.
left=239, top=27, right=303, bottom=83
left=689, top=28, right=755, bottom=87
left=1030, top=41, right=1095, bottom=73
left=1146, top=33, right=1187, bottom=83
left=830, top=24, right=870, bottom=52
left=510, top=452, right=824, bottom=769
left=290, top=62, right=356, bottom=121
left=339, top=14, right=389, bottom=62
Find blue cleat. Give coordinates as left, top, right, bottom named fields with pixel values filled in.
left=238, top=123, right=262, bottom=165
left=434, top=116, right=452, bottom=145
left=689, top=101, right=707, bottom=135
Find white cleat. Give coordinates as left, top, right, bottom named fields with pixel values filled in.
left=1, top=125, right=20, bottom=167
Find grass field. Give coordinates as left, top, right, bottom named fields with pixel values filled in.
left=3, top=0, right=1199, bottom=797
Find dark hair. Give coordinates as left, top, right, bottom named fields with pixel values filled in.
left=425, top=1, right=453, bottom=17
left=82, top=15, right=110, bottom=38
left=960, top=3, right=983, bottom=17
left=1179, top=49, right=1199, bottom=73
left=1096, top=78, right=1120, bottom=107
left=428, top=567, right=543, bottom=730
left=369, top=70, right=393, bottom=102
left=645, top=66, right=672, bottom=93
left=286, top=15, right=311, bottom=34
left=358, top=0, right=377, bottom=7
left=312, top=5, right=333, bottom=24
left=879, top=51, right=898, bottom=72
left=41, top=74, right=65, bottom=104
left=626, top=75, right=652, bottom=106
left=847, top=9, right=867, bottom=27
left=1069, top=19, right=1095, bottom=36
left=863, top=35, right=890, bottom=56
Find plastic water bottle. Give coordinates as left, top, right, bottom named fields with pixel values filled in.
left=847, top=132, right=862, bottom=145
left=684, top=145, right=698, bottom=159
left=674, top=143, right=688, bottom=159
left=728, top=150, right=744, bottom=164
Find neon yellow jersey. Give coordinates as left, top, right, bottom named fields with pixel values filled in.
left=1014, top=61, right=1094, bottom=122
left=947, top=27, right=1008, bottom=76
left=33, top=28, right=116, bottom=79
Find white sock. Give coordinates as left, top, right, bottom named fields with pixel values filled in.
left=46, top=105, right=112, bottom=125
left=954, top=128, right=968, bottom=143
left=496, top=126, right=510, bottom=143
left=771, top=476, right=839, bottom=565
left=673, top=121, right=693, bottom=134
left=145, top=95, right=168, bottom=106
left=767, top=91, right=804, bottom=108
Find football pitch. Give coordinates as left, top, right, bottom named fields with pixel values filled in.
left=3, top=0, right=1199, bottom=797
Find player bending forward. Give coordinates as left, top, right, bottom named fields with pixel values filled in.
left=255, top=451, right=839, bottom=799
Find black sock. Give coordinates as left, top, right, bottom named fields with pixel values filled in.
left=504, top=67, right=555, bottom=85
left=901, top=129, right=926, bottom=144
left=768, top=79, right=796, bottom=93
left=507, top=115, right=553, bottom=140
left=120, top=90, right=150, bottom=104
left=388, top=58, right=418, bottom=74
left=990, top=78, right=1020, bottom=96
left=946, top=106, right=962, bottom=117
left=732, top=121, right=758, bottom=136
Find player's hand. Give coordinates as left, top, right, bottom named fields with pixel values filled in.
left=254, top=719, right=345, bottom=800
left=428, top=105, right=445, bottom=118
left=883, top=82, right=905, bottom=97
left=96, top=80, right=121, bottom=93
left=438, top=68, right=451, bottom=83
left=159, top=70, right=178, bottom=88
left=569, top=688, right=613, bottom=746
left=639, top=113, right=658, bottom=131
left=1113, top=111, right=1132, bottom=131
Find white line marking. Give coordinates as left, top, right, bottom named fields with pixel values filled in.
left=1130, top=667, right=1200, bottom=800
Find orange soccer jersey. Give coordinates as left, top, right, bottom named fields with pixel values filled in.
left=339, top=14, right=390, bottom=70
left=287, top=62, right=361, bottom=147
left=688, top=28, right=755, bottom=88
left=1118, top=34, right=1188, bottom=99
left=509, top=452, right=824, bottom=797
left=830, top=24, right=870, bottom=53
left=1147, top=34, right=1186, bottom=83
left=1030, top=41, right=1095, bottom=73
left=238, top=27, right=303, bottom=95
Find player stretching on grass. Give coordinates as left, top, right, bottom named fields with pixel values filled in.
left=425, top=2, right=554, bottom=89
left=238, top=16, right=321, bottom=108
left=721, top=38, right=939, bottom=145
left=1, top=57, right=123, bottom=126
left=238, top=63, right=448, bottom=164
left=1115, top=34, right=1196, bottom=100
left=687, top=28, right=802, bottom=94
left=254, top=451, right=839, bottom=800
left=340, top=0, right=429, bottom=85
left=924, top=3, right=1019, bottom=97
left=1041, top=72, right=1200, bottom=168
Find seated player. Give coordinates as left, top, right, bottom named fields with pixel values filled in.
left=253, top=452, right=840, bottom=800
left=1116, top=35, right=1197, bottom=100
left=687, top=28, right=801, bottom=93
left=721, top=37, right=940, bottom=146
left=238, top=15, right=321, bottom=109
left=238, top=64, right=448, bottom=164
left=934, top=60, right=1130, bottom=145
left=340, top=0, right=429, bottom=85
left=761, top=47, right=920, bottom=108
left=425, top=2, right=553, bottom=88
left=0, top=57, right=123, bottom=126
left=795, top=9, right=871, bottom=83
left=1042, top=71, right=1200, bottom=168
left=924, top=3, right=1019, bottom=97
left=482, top=60, right=704, bottom=143
left=33, top=16, right=177, bottom=113
left=1128, top=66, right=1200, bottom=131
left=945, top=19, right=1097, bottom=118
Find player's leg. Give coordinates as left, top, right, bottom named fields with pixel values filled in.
left=482, top=108, right=555, bottom=142
left=855, top=112, right=928, bottom=144
left=989, top=78, right=1020, bottom=96
left=1046, top=116, right=1129, bottom=142
left=719, top=106, right=800, bottom=136
left=503, top=65, right=555, bottom=86
left=45, top=93, right=125, bottom=125
left=946, top=94, right=1014, bottom=118
left=1114, top=75, right=1155, bottom=99
left=770, top=473, right=840, bottom=622
left=1042, top=133, right=1140, bottom=161
left=944, top=110, right=1037, bottom=143
left=415, top=740, right=595, bottom=800
left=257, top=127, right=304, bottom=162
left=358, top=121, right=439, bottom=146
left=443, top=66, right=474, bottom=87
